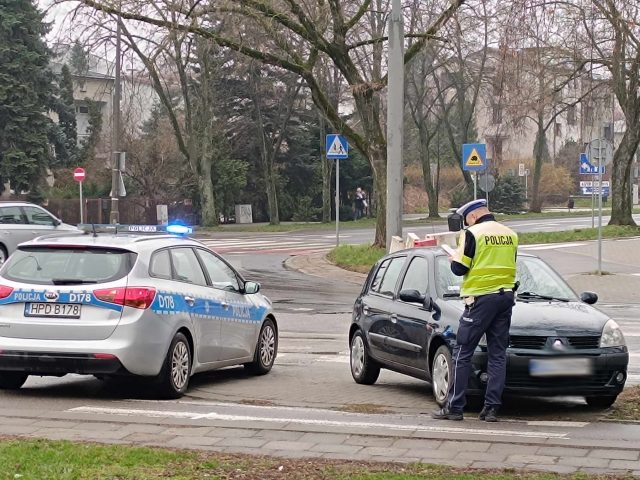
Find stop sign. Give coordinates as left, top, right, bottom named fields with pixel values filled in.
left=73, top=167, right=86, bottom=182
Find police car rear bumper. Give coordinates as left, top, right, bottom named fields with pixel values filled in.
left=469, top=350, right=628, bottom=396
left=0, top=351, right=126, bottom=375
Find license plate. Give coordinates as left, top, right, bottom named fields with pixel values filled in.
left=529, top=358, right=593, bottom=377
left=24, top=303, right=82, bottom=319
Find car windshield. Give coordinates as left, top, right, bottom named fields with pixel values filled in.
left=1, top=247, right=136, bottom=285
left=435, top=255, right=578, bottom=301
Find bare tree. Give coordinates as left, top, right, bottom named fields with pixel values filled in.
left=77, top=0, right=465, bottom=246
left=573, top=0, right=640, bottom=225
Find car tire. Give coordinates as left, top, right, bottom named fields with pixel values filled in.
left=350, top=330, right=380, bottom=385
left=431, top=345, right=453, bottom=407
left=154, top=332, right=191, bottom=399
left=585, top=395, right=618, bottom=409
left=0, top=372, right=28, bottom=390
left=0, top=245, right=7, bottom=265
left=245, top=319, right=277, bottom=375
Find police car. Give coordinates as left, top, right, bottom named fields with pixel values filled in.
left=0, top=224, right=278, bottom=398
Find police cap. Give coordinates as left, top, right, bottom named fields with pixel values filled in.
left=456, top=199, right=487, bottom=218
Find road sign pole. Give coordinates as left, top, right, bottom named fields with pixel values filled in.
left=597, top=134, right=603, bottom=275
left=335, top=159, right=340, bottom=247
left=473, top=172, right=476, bottom=200
left=79, top=181, right=84, bottom=224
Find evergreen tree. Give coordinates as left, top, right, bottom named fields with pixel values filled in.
left=56, top=65, right=77, bottom=165
left=0, top=0, right=54, bottom=192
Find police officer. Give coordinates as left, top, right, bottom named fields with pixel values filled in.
left=432, top=199, right=518, bottom=422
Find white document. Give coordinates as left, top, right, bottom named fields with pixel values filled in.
left=441, top=244, right=456, bottom=257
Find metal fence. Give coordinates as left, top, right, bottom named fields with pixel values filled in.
left=45, top=197, right=197, bottom=226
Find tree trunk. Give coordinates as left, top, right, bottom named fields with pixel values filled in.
left=530, top=121, right=549, bottom=213
left=319, top=113, right=332, bottom=223
left=199, top=163, right=217, bottom=226
left=370, top=144, right=387, bottom=247
left=265, top=161, right=279, bottom=225
left=418, top=127, right=440, bottom=218
left=609, top=128, right=639, bottom=225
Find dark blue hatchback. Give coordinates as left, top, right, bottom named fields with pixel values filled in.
left=349, top=247, right=628, bottom=409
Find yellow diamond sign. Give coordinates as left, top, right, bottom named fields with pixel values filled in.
left=465, top=148, right=484, bottom=167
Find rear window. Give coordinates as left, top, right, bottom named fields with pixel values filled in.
left=1, top=247, right=136, bottom=285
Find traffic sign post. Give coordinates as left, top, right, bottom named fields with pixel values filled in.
left=462, top=144, right=487, bottom=199
left=73, top=167, right=86, bottom=223
left=326, top=135, right=349, bottom=246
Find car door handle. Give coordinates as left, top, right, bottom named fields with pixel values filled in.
left=390, top=314, right=398, bottom=323
left=184, top=296, right=195, bottom=306
left=221, top=301, right=229, bottom=309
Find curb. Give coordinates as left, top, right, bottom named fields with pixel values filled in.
left=284, top=253, right=367, bottom=285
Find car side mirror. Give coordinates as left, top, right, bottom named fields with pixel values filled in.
left=399, top=289, right=433, bottom=311
left=244, top=281, right=260, bottom=294
left=580, top=291, right=598, bottom=305
left=52, top=218, right=61, bottom=227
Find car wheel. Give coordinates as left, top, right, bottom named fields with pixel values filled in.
left=245, top=319, right=277, bottom=375
left=585, top=395, right=618, bottom=409
left=0, top=245, right=7, bottom=265
left=0, top=372, right=28, bottom=390
left=350, top=330, right=380, bottom=385
left=155, top=332, right=191, bottom=399
left=431, top=345, right=453, bottom=407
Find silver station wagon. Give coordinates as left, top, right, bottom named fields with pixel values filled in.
left=0, top=201, right=78, bottom=264
left=0, top=224, right=278, bottom=398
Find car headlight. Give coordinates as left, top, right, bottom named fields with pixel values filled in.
left=600, top=319, right=626, bottom=348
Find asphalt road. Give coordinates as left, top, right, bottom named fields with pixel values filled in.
left=1, top=214, right=638, bottom=439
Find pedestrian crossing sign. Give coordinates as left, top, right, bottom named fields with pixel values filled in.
left=462, top=143, right=487, bottom=171
left=326, top=134, right=348, bottom=159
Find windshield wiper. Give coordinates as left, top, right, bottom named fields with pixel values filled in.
left=51, top=279, right=98, bottom=285
left=518, top=291, right=569, bottom=302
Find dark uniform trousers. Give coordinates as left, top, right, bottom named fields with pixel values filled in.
left=447, top=291, right=514, bottom=413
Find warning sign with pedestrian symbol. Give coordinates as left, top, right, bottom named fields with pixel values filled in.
left=326, top=134, right=348, bottom=159
left=462, top=143, right=487, bottom=172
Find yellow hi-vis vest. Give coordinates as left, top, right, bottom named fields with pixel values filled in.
left=456, top=221, right=518, bottom=297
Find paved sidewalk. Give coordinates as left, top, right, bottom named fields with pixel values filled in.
left=2, top=403, right=640, bottom=476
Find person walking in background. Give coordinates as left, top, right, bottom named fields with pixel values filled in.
left=354, top=187, right=365, bottom=220
left=432, top=199, right=518, bottom=422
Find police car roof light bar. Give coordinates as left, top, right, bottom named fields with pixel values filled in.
left=77, top=224, right=193, bottom=236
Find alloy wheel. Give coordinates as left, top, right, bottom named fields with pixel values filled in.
left=351, top=335, right=365, bottom=378
left=259, top=325, right=275, bottom=367
left=432, top=353, right=450, bottom=403
left=171, top=341, right=189, bottom=390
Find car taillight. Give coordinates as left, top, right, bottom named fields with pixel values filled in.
left=0, top=286, right=14, bottom=299
left=93, top=287, right=156, bottom=309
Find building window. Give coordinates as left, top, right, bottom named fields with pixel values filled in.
left=555, top=122, right=562, bottom=136
left=77, top=106, right=89, bottom=114
left=492, top=104, right=502, bottom=124
left=567, top=105, right=576, bottom=126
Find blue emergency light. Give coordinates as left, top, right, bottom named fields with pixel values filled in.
left=78, top=224, right=193, bottom=236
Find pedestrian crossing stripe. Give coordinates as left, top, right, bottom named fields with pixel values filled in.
left=465, top=148, right=484, bottom=167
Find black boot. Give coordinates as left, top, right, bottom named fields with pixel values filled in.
left=431, top=406, right=463, bottom=421
left=478, top=406, right=498, bottom=422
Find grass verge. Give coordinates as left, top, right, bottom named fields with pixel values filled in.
left=607, top=385, right=640, bottom=422
left=0, top=438, right=626, bottom=479
left=328, top=226, right=640, bottom=274
left=327, top=244, right=386, bottom=273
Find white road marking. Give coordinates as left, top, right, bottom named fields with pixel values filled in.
left=526, top=421, right=589, bottom=428
left=68, top=406, right=567, bottom=439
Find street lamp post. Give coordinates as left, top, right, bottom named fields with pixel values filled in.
left=385, top=0, right=405, bottom=250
